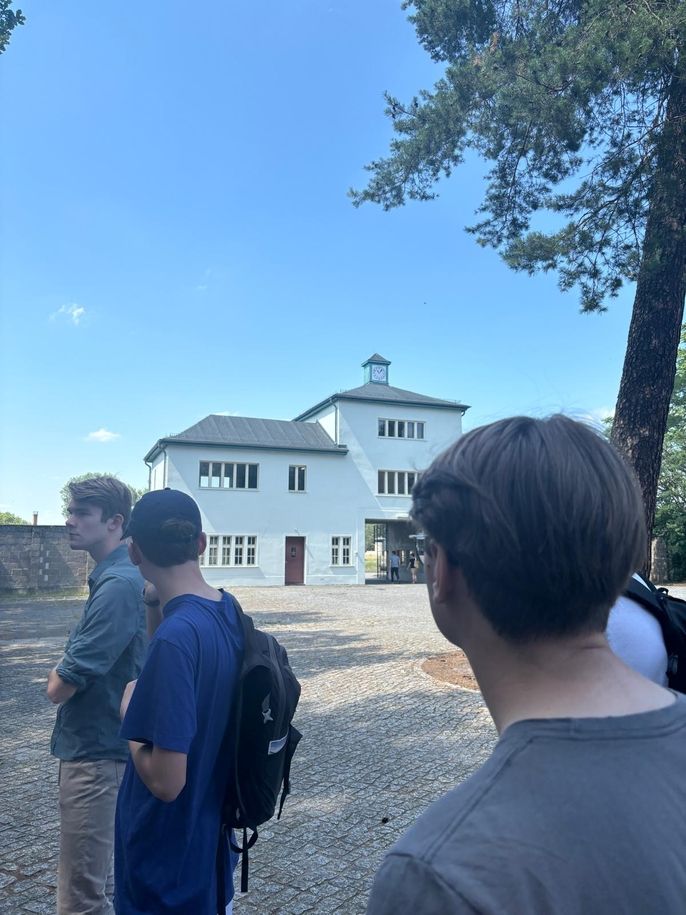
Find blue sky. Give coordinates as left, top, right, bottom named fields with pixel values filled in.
left=0, top=1, right=634, bottom=524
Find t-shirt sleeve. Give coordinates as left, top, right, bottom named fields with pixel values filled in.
left=366, top=854, right=478, bottom=915
left=120, top=636, right=197, bottom=753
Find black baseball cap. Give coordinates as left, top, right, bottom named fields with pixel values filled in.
left=124, top=488, right=202, bottom=541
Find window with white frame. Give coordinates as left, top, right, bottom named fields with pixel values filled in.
left=377, top=470, right=419, bottom=496
left=331, top=535, right=352, bottom=566
left=378, top=419, right=425, bottom=439
left=200, top=534, right=258, bottom=567
left=288, top=465, right=306, bottom=492
left=199, top=461, right=258, bottom=490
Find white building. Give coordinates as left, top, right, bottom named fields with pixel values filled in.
left=144, top=355, right=468, bottom=586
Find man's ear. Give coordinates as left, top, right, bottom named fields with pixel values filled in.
left=108, top=512, right=124, bottom=533
left=431, top=544, right=458, bottom=604
left=128, top=540, right=143, bottom=566
left=197, top=532, right=207, bottom=557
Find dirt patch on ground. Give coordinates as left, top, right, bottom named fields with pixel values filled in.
left=422, top=651, right=480, bottom=691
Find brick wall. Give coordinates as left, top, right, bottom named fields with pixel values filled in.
left=0, top=526, right=94, bottom=593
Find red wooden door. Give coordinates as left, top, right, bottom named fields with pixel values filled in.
left=285, top=536, right=305, bottom=585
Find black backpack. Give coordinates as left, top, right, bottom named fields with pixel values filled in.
left=216, top=593, right=302, bottom=909
left=624, top=574, right=686, bottom=693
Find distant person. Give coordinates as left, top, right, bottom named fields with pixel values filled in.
left=408, top=551, right=418, bottom=584
left=47, top=477, right=146, bottom=915
left=115, top=489, right=243, bottom=914
left=367, top=415, right=686, bottom=914
left=390, top=551, right=400, bottom=582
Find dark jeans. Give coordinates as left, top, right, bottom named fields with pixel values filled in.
left=390, top=567, right=399, bottom=581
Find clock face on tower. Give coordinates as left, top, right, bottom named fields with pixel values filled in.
left=371, top=365, right=387, bottom=382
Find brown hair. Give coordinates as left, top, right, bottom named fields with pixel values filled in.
left=411, top=415, right=646, bottom=642
left=69, top=477, right=133, bottom=527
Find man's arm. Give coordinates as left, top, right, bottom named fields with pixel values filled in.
left=46, top=667, right=78, bottom=704
left=57, top=576, right=144, bottom=690
left=119, top=639, right=197, bottom=804
left=128, top=742, right=187, bottom=803
left=120, top=677, right=187, bottom=800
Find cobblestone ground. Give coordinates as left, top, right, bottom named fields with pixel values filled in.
left=0, top=585, right=493, bottom=914
left=5, top=584, right=682, bottom=914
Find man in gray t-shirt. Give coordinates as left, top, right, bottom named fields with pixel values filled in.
left=368, top=415, right=686, bottom=915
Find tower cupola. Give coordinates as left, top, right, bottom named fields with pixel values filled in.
left=362, top=353, right=391, bottom=385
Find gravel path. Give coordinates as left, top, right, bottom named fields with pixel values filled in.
left=0, top=585, right=493, bottom=914
left=4, top=583, right=682, bottom=913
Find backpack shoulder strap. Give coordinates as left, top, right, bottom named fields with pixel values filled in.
left=219, top=588, right=256, bottom=646
left=622, top=573, right=675, bottom=654
left=623, top=574, right=664, bottom=615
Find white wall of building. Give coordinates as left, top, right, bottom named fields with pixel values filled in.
left=149, top=453, right=166, bottom=490
left=308, top=398, right=464, bottom=522
left=160, top=444, right=365, bottom=586
left=315, top=407, right=337, bottom=444
left=152, top=395, right=464, bottom=586
left=341, top=399, right=463, bottom=469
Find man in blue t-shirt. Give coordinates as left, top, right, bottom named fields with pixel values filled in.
left=114, top=489, right=243, bottom=914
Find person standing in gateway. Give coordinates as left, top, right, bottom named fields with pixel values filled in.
left=390, top=551, right=400, bottom=582
left=47, top=477, right=147, bottom=915
left=407, top=552, right=419, bottom=584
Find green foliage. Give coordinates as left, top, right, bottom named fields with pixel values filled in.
left=60, top=473, right=148, bottom=517
left=0, top=0, right=25, bottom=55
left=654, top=326, right=686, bottom=580
left=0, top=510, right=29, bottom=524
left=352, top=0, right=686, bottom=312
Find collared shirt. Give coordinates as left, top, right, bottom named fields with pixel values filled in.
left=50, top=543, right=147, bottom=761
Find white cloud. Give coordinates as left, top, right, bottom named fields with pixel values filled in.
left=85, top=428, right=120, bottom=443
left=51, top=303, right=86, bottom=325
left=196, top=268, right=212, bottom=292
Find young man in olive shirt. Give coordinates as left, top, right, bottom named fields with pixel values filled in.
left=47, top=477, right=146, bottom=915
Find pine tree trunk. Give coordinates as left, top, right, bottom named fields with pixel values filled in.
left=611, top=61, right=686, bottom=574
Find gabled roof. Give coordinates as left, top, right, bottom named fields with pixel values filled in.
left=145, top=414, right=347, bottom=462
left=293, top=383, right=469, bottom=421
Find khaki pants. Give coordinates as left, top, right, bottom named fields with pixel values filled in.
left=57, top=759, right=126, bottom=915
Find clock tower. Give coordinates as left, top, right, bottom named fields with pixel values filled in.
left=362, top=353, right=391, bottom=385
